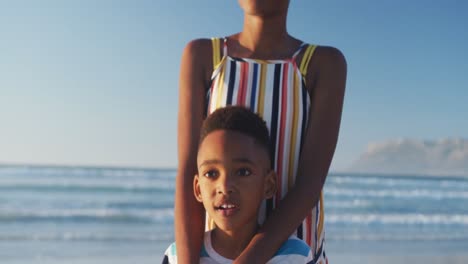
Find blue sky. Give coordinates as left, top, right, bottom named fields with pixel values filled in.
left=0, top=0, right=467, bottom=171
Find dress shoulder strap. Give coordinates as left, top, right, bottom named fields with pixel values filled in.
left=211, top=37, right=226, bottom=71
left=299, top=44, right=317, bottom=76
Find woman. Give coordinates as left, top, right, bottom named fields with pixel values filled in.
left=175, top=1, right=347, bottom=263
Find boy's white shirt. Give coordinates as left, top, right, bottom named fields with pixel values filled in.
left=164, top=230, right=314, bottom=264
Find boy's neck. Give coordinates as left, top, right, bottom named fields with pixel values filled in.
left=211, top=223, right=259, bottom=260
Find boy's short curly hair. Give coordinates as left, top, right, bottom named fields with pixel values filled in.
left=200, top=106, right=270, bottom=155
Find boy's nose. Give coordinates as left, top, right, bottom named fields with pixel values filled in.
left=216, top=175, right=234, bottom=194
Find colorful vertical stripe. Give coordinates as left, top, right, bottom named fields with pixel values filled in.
left=206, top=38, right=325, bottom=262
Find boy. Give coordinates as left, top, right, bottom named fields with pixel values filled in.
left=163, top=106, right=313, bottom=263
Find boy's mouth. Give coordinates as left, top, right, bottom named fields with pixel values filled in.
left=214, top=203, right=239, bottom=216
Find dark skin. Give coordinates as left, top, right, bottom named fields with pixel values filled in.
left=175, top=2, right=347, bottom=263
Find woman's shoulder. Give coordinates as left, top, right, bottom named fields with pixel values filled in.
left=181, top=38, right=217, bottom=83
left=303, top=44, right=347, bottom=92
left=313, top=45, right=346, bottom=69
left=182, top=38, right=213, bottom=59
left=310, top=45, right=346, bottom=69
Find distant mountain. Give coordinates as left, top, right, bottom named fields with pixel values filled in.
left=348, top=138, right=468, bottom=177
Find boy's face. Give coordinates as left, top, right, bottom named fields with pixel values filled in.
left=194, top=130, right=275, bottom=232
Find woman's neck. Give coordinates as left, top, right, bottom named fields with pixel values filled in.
left=211, top=224, right=258, bottom=260
left=230, top=13, right=300, bottom=59
left=240, top=13, right=288, bottom=51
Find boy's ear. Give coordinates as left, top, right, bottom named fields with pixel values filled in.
left=264, top=170, right=276, bottom=199
left=193, top=174, right=203, bottom=203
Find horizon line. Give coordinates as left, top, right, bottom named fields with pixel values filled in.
left=1, top=162, right=467, bottom=180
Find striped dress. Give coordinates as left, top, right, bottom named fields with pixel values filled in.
left=205, top=38, right=327, bottom=263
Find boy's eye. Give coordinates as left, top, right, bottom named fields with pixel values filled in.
left=203, top=170, right=218, bottom=178
left=237, top=168, right=252, bottom=177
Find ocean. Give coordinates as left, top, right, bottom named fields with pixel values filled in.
left=1, top=165, right=467, bottom=264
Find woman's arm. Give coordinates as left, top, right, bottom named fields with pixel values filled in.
left=175, top=39, right=212, bottom=263
left=234, top=46, right=347, bottom=263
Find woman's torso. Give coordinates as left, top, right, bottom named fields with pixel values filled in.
left=204, top=37, right=326, bottom=263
